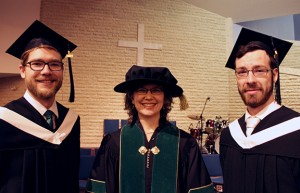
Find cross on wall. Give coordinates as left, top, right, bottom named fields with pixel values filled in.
left=118, top=23, right=163, bottom=66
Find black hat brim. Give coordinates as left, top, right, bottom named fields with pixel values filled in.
left=114, top=79, right=183, bottom=97
left=6, top=20, right=77, bottom=59
left=225, top=28, right=292, bottom=69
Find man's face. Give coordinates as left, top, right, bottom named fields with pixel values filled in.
left=19, top=48, right=64, bottom=104
left=235, top=50, right=278, bottom=110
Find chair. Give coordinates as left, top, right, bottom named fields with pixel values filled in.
left=170, top=121, right=176, bottom=126
left=90, top=148, right=98, bottom=156
left=80, top=148, right=91, bottom=156
left=202, top=154, right=223, bottom=192
left=121, top=119, right=128, bottom=128
left=103, top=119, right=119, bottom=135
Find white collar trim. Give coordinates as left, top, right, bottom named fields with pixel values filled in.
left=229, top=117, right=300, bottom=149
left=0, top=107, right=78, bottom=145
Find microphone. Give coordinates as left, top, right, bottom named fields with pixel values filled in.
left=201, top=97, right=210, bottom=118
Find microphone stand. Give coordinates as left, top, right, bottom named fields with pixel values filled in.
left=198, top=97, right=210, bottom=153
left=210, top=115, right=221, bottom=154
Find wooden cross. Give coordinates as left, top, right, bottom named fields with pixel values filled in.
left=118, top=23, right=162, bottom=66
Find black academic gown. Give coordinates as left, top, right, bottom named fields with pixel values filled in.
left=220, top=106, right=300, bottom=193
left=88, top=122, right=212, bottom=193
left=0, top=97, right=80, bottom=193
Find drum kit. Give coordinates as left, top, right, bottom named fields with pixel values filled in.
left=188, top=114, right=228, bottom=154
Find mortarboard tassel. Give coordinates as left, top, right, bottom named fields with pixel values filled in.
left=275, top=69, right=281, bottom=105
left=66, top=50, right=75, bottom=102
left=273, top=48, right=281, bottom=105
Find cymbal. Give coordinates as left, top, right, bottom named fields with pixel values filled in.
left=187, top=115, right=205, bottom=120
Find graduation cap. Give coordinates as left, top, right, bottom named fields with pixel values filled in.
left=6, top=20, right=77, bottom=102
left=225, top=28, right=293, bottom=105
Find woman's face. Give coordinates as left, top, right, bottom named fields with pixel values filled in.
left=132, top=84, right=164, bottom=121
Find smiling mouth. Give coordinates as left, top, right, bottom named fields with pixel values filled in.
left=37, top=80, right=55, bottom=85
left=143, top=103, right=156, bottom=107
left=38, top=79, right=54, bottom=82
left=245, top=86, right=260, bottom=91
left=245, top=89, right=260, bottom=94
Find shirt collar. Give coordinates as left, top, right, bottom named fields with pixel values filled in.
left=24, top=90, right=58, bottom=118
left=245, top=100, right=281, bottom=121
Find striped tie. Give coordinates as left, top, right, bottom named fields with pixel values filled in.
left=246, top=116, right=260, bottom=136
left=44, top=110, right=54, bottom=129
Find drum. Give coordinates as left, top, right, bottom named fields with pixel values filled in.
left=206, top=117, right=229, bottom=134
left=204, top=133, right=219, bottom=154
left=190, top=128, right=201, bottom=139
left=222, top=119, right=229, bottom=128
left=206, top=119, right=215, bottom=128
left=205, top=119, right=214, bottom=133
left=214, top=120, right=223, bottom=130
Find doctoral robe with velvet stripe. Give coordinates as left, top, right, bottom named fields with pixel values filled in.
left=87, top=122, right=213, bottom=193
left=220, top=106, right=300, bottom=193
left=0, top=97, right=80, bottom=193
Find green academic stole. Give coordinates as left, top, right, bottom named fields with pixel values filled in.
left=86, top=179, right=106, bottom=193
left=120, top=124, right=179, bottom=193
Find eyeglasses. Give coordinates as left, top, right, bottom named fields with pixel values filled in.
left=235, top=67, right=272, bottom=79
left=26, top=61, right=64, bottom=71
left=135, top=88, right=163, bottom=95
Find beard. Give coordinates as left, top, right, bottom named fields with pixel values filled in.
left=238, top=79, right=274, bottom=108
left=26, top=78, right=63, bottom=100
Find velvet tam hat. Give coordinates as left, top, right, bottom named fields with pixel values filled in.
left=114, top=65, right=183, bottom=97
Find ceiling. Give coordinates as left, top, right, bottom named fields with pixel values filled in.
left=184, top=0, right=300, bottom=23
left=1, top=0, right=300, bottom=78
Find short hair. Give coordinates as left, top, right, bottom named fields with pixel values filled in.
left=235, top=41, right=278, bottom=69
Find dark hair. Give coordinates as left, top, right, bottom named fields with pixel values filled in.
left=124, top=86, right=173, bottom=126
left=235, top=41, right=278, bottom=69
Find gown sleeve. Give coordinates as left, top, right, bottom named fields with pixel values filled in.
left=86, top=131, right=120, bottom=193
left=178, top=130, right=214, bottom=193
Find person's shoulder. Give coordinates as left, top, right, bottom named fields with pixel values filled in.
left=56, top=101, right=80, bottom=117
left=56, top=101, right=68, bottom=111
left=178, top=128, right=193, bottom=138
left=178, top=128, right=199, bottom=146
left=103, top=130, right=121, bottom=143
left=99, top=130, right=121, bottom=153
left=280, top=105, right=300, bottom=116
left=166, top=123, right=194, bottom=139
left=4, top=97, right=28, bottom=110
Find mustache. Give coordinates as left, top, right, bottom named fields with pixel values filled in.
left=243, top=84, right=260, bottom=92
